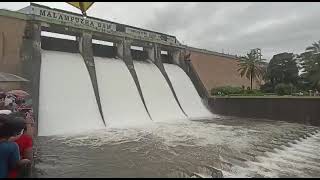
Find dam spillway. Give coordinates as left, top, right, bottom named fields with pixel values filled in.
left=94, top=57, right=151, bottom=128
left=38, top=50, right=105, bottom=136
left=38, top=50, right=215, bottom=136
left=163, top=63, right=213, bottom=120
left=133, top=61, right=187, bottom=122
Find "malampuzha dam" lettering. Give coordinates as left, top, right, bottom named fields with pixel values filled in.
left=38, top=9, right=114, bottom=32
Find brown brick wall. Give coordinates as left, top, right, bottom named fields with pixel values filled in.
left=0, top=16, right=26, bottom=76
left=190, top=50, right=261, bottom=92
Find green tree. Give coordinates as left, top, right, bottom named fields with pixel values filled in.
left=306, top=40, right=320, bottom=53
left=266, top=52, right=299, bottom=88
left=300, top=41, right=320, bottom=89
left=237, top=50, right=265, bottom=90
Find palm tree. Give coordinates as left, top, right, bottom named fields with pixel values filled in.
left=237, top=50, right=265, bottom=90
left=306, top=40, right=320, bottom=54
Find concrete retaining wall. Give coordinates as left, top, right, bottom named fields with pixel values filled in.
left=209, top=97, right=320, bottom=126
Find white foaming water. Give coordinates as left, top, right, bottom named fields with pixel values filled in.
left=227, top=132, right=320, bottom=178
left=55, top=119, right=254, bottom=151
left=163, top=63, right=213, bottom=120
left=133, top=61, right=187, bottom=122
left=38, top=50, right=105, bottom=136
left=94, top=57, right=152, bottom=128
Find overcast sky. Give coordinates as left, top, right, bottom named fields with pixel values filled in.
left=1, top=2, right=320, bottom=60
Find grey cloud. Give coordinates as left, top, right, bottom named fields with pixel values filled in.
left=142, top=2, right=320, bottom=60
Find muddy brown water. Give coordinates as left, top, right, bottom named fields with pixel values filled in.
left=33, top=117, right=320, bottom=178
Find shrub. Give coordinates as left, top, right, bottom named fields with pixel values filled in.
left=260, top=82, right=274, bottom=93
left=211, top=86, right=243, bottom=96
left=236, top=89, right=264, bottom=96
left=244, top=89, right=263, bottom=95
left=211, top=86, right=268, bottom=96
left=274, top=83, right=295, bottom=96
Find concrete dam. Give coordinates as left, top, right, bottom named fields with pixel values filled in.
left=1, top=3, right=320, bottom=178
left=6, top=3, right=216, bottom=137
left=35, top=14, right=214, bottom=135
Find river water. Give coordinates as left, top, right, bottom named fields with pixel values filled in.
left=33, top=116, right=320, bottom=178
left=36, top=50, right=320, bottom=177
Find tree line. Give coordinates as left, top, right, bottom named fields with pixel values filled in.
left=237, top=41, right=320, bottom=95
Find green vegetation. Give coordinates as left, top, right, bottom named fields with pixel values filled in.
left=210, top=86, right=264, bottom=96
left=237, top=50, right=265, bottom=90
left=211, top=86, right=242, bottom=96
left=267, top=53, right=298, bottom=87
left=230, top=41, right=320, bottom=97
left=274, top=83, right=295, bottom=96
left=299, top=40, right=320, bottom=90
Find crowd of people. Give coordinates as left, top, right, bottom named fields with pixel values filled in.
left=0, top=90, right=35, bottom=178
